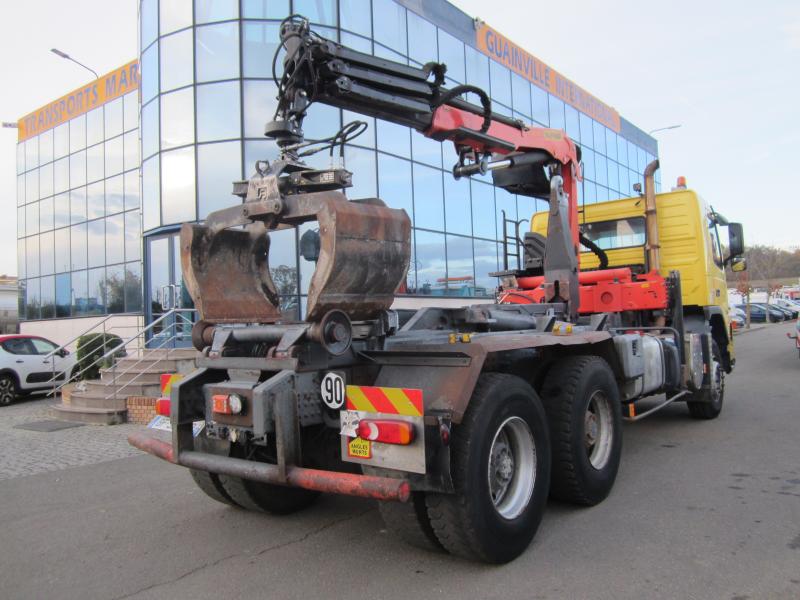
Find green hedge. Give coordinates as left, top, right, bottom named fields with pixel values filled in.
left=75, top=333, right=126, bottom=381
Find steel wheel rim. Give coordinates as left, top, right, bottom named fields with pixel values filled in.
left=0, top=378, right=15, bottom=404
left=487, top=416, right=536, bottom=520
left=585, top=390, right=613, bottom=470
left=710, top=358, right=724, bottom=407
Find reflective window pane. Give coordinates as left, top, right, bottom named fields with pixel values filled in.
left=106, top=213, right=125, bottom=265
left=565, top=105, right=580, bottom=143
left=511, top=73, right=531, bottom=119
left=39, top=129, right=54, bottom=165
left=465, top=46, right=490, bottom=92
left=87, top=142, right=105, bottom=183
left=341, top=0, right=371, bottom=36
left=437, top=30, right=465, bottom=83
left=242, top=21, right=281, bottom=79
left=54, top=157, right=69, bottom=194
left=106, top=174, right=124, bottom=215
left=17, top=174, right=24, bottom=206
left=160, top=0, right=192, bottom=35
left=594, top=153, right=608, bottom=186
left=343, top=146, right=376, bottom=199
left=125, top=211, right=141, bottom=262
left=88, top=219, right=105, bottom=268
left=25, top=138, right=38, bottom=170
left=407, top=11, right=436, bottom=66
left=26, top=202, right=39, bottom=236
left=444, top=175, right=471, bottom=236
left=56, top=273, right=71, bottom=317
left=377, top=154, right=413, bottom=217
left=25, top=277, right=40, bottom=320
left=196, top=0, right=238, bottom=23
left=54, top=192, right=70, bottom=228
left=489, top=61, right=511, bottom=108
left=605, top=128, right=617, bottom=162
left=579, top=112, right=594, bottom=150
left=161, top=147, right=197, bottom=224
left=106, top=264, right=125, bottom=313
left=412, top=164, right=443, bottom=232
left=244, top=140, right=279, bottom=174
left=414, top=230, right=445, bottom=294
left=142, top=157, right=160, bottom=231
left=71, top=223, right=87, bottom=270
left=198, top=141, right=242, bottom=217
left=593, top=120, right=606, bottom=156
left=243, top=81, right=278, bottom=137
left=617, top=135, right=628, bottom=167
left=473, top=239, right=498, bottom=294
left=87, top=181, right=105, bottom=219
left=54, top=226, right=70, bottom=274
left=106, top=135, right=124, bottom=176
left=87, top=267, right=106, bottom=315
left=16, top=143, right=24, bottom=175
left=295, top=0, right=336, bottom=26
left=26, top=237, right=40, bottom=278
left=141, top=43, right=159, bottom=105
left=102, top=97, right=123, bottom=141
left=71, top=269, right=88, bottom=315
left=160, top=88, right=195, bottom=149
left=40, top=231, right=54, bottom=276
left=531, top=84, right=548, bottom=126
left=608, top=160, right=620, bottom=193
left=446, top=235, right=475, bottom=294
left=39, top=162, right=53, bottom=198
left=160, top=29, right=194, bottom=92
left=376, top=119, right=410, bottom=159
left=123, top=130, right=139, bottom=172
left=70, top=150, right=86, bottom=188
left=124, top=170, right=140, bottom=211
left=373, top=0, right=406, bottom=56
left=18, top=240, right=26, bottom=279
left=17, top=206, right=24, bottom=237
left=39, top=196, right=54, bottom=232
left=26, top=169, right=39, bottom=203
left=124, top=91, right=138, bottom=133
left=70, top=187, right=87, bottom=224
left=242, top=0, right=288, bottom=19
left=125, top=262, right=143, bottom=313
left=69, top=115, right=86, bottom=153
left=87, top=107, right=104, bottom=146
left=548, top=95, right=565, bottom=131
left=196, top=22, right=240, bottom=83
left=411, top=132, right=441, bottom=168
left=141, top=0, right=158, bottom=48
left=53, top=124, right=70, bottom=161
left=141, top=99, right=159, bottom=159
left=40, top=275, right=55, bottom=318
left=197, top=81, right=241, bottom=142
left=471, top=181, right=495, bottom=240
left=582, top=147, right=596, bottom=181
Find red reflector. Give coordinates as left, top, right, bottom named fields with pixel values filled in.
left=212, top=394, right=232, bottom=414
left=356, top=419, right=415, bottom=445
left=155, top=398, right=171, bottom=417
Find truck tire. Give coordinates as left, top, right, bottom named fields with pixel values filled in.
left=189, top=434, right=239, bottom=507
left=425, top=373, right=551, bottom=563
left=377, top=492, right=443, bottom=552
left=217, top=474, right=319, bottom=515
left=687, top=341, right=724, bottom=420
left=540, top=355, right=622, bottom=506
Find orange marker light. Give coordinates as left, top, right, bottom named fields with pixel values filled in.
left=155, top=398, right=171, bottom=417
left=356, top=419, right=415, bottom=445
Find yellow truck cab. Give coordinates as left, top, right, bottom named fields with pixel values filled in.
left=531, top=180, right=744, bottom=372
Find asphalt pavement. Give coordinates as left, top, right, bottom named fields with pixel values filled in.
left=1, top=321, right=798, bottom=600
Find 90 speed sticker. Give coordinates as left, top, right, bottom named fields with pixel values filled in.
left=320, top=372, right=345, bottom=409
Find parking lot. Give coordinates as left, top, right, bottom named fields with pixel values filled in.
left=0, top=321, right=798, bottom=600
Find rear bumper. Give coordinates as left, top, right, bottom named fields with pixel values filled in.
left=128, top=430, right=410, bottom=503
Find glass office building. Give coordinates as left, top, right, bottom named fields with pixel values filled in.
left=16, top=0, right=658, bottom=332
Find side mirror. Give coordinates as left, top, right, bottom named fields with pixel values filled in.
left=58, top=348, right=70, bottom=357
left=731, top=257, right=747, bottom=273
left=727, top=222, right=744, bottom=257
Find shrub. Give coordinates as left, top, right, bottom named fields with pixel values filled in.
left=75, top=333, right=126, bottom=381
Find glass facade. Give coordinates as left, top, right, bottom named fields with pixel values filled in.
left=16, top=0, right=658, bottom=322
left=16, top=91, right=143, bottom=320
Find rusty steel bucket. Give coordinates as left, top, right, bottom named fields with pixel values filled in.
left=181, top=191, right=411, bottom=324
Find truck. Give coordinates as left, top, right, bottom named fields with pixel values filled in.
left=129, top=17, right=746, bottom=563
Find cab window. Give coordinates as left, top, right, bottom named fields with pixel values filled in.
left=1, top=339, right=37, bottom=355
left=581, top=217, right=646, bottom=250
left=708, top=216, right=723, bottom=267
left=30, top=338, right=58, bottom=355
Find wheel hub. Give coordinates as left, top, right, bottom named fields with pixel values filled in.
left=585, top=391, right=613, bottom=470
left=486, top=416, right=536, bottom=520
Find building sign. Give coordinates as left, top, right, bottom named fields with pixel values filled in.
left=475, top=24, right=620, bottom=133
left=17, top=60, right=139, bottom=142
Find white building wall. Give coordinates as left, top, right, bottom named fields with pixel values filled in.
left=21, top=315, right=144, bottom=352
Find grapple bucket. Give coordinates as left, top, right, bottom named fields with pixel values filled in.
left=180, top=191, right=411, bottom=324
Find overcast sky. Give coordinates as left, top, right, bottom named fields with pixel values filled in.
left=1, top=0, right=798, bottom=276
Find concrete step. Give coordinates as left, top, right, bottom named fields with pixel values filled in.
left=112, top=357, right=195, bottom=373
left=67, top=392, right=129, bottom=411
left=50, top=403, right=127, bottom=425
left=139, top=348, right=198, bottom=360
left=83, top=379, right=161, bottom=398
left=99, top=370, right=164, bottom=385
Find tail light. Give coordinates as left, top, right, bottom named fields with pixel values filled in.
left=155, top=398, right=171, bottom=417
left=356, top=419, right=415, bottom=445
left=213, top=394, right=244, bottom=415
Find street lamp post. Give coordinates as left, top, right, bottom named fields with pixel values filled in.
left=50, top=48, right=99, bottom=79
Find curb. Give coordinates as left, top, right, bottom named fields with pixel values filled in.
left=733, top=325, right=767, bottom=335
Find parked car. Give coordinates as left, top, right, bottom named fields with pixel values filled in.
left=736, top=303, right=785, bottom=323
left=775, top=297, right=800, bottom=312
left=771, top=302, right=799, bottom=319
left=730, top=306, right=747, bottom=320
left=730, top=314, right=745, bottom=330
left=768, top=304, right=796, bottom=320
left=0, top=335, right=77, bottom=405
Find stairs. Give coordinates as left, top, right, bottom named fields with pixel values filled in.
left=51, top=349, right=199, bottom=425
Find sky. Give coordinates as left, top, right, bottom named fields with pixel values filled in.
left=0, top=0, right=798, bottom=277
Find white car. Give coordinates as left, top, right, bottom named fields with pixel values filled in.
left=0, top=335, right=77, bottom=405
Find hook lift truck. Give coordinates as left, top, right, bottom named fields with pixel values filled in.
left=130, top=17, right=745, bottom=563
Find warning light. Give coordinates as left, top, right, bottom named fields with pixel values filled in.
left=676, top=176, right=687, bottom=188
left=356, top=419, right=415, bottom=445
left=213, top=394, right=244, bottom=415
left=155, top=398, right=171, bottom=416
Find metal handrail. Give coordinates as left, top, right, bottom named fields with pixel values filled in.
left=48, top=308, right=196, bottom=398
left=104, top=312, right=196, bottom=401
left=43, top=314, right=117, bottom=359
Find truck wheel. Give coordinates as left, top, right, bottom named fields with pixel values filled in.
left=378, top=492, right=443, bottom=552
left=541, top=355, right=622, bottom=506
left=189, top=435, right=239, bottom=507
left=425, top=373, right=551, bottom=563
left=687, top=342, right=724, bottom=420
